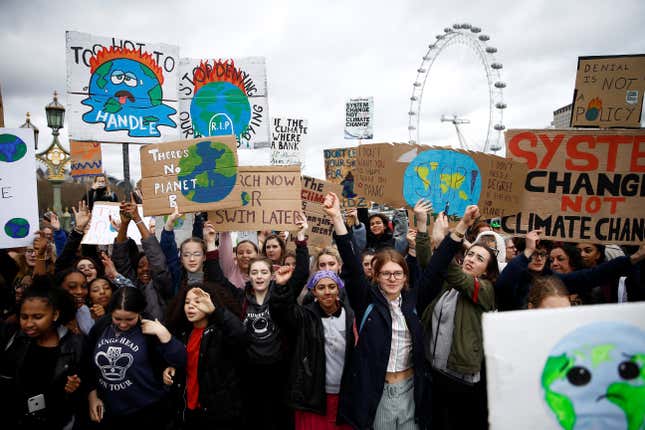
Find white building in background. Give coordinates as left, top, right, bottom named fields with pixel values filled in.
left=551, top=104, right=573, bottom=129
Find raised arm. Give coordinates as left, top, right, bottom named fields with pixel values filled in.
left=55, top=201, right=91, bottom=272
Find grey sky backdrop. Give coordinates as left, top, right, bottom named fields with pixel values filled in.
left=1, top=0, right=644, bottom=183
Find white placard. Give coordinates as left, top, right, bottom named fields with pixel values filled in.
left=270, top=117, right=307, bottom=165
left=154, top=213, right=195, bottom=245
left=66, top=31, right=180, bottom=143
left=344, top=96, right=373, bottom=139
left=0, top=129, right=38, bottom=248
left=483, top=302, right=645, bottom=430
left=82, top=202, right=152, bottom=245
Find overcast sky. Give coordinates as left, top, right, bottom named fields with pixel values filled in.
left=1, top=0, right=644, bottom=182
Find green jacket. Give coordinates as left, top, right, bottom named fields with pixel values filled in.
left=417, top=231, right=495, bottom=375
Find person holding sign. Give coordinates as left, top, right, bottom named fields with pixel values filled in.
left=323, top=192, right=426, bottom=430
left=414, top=199, right=498, bottom=430
left=269, top=265, right=354, bottom=430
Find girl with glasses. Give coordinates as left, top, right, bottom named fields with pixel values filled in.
left=323, top=192, right=426, bottom=430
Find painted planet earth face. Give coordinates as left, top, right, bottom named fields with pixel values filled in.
left=178, top=140, right=237, bottom=203
left=402, top=149, right=481, bottom=217
left=4, top=218, right=30, bottom=238
left=0, top=134, right=27, bottom=163
left=82, top=57, right=176, bottom=137
left=541, top=321, right=645, bottom=430
left=190, top=81, right=251, bottom=141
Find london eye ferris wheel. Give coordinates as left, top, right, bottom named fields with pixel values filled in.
left=407, top=23, right=507, bottom=155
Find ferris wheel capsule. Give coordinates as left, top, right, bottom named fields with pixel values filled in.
left=478, top=35, right=490, bottom=41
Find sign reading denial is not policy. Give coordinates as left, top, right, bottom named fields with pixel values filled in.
left=139, top=135, right=243, bottom=216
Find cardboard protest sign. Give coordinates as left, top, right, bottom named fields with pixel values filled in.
left=503, top=129, right=645, bottom=244
left=70, top=140, right=103, bottom=177
left=344, top=97, right=373, bottom=139
left=139, top=135, right=243, bottom=216
left=178, top=57, right=269, bottom=150
left=0, top=129, right=38, bottom=248
left=355, top=143, right=527, bottom=218
left=323, top=147, right=368, bottom=208
left=300, top=176, right=343, bottom=249
left=571, top=54, right=645, bottom=128
left=206, top=166, right=301, bottom=231
left=66, top=31, right=179, bottom=143
left=271, top=117, right=307, bottom=165
left=483, top=302, right=645, bottom=430
left=82, top=202, right=153, bottom=245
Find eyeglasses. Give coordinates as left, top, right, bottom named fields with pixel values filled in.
left=181, top=252, right=204, bottom=259
left=531, top=251, right=548, bottom=260
left=378, top=271, right=405, bottom=280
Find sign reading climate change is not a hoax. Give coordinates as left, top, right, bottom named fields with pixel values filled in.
left=178, top=57, right=269, bottom=150
left=0, top=129, right=39, bottom=248
left=503, top=129, right=645, bottom=245
left=66, top=31, right=179, bottom=143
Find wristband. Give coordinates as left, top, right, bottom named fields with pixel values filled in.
left=135, top=220, right=144, bottom=225
left=453, top=230, right=465, bottom=239
left=73, top=227, right=84, bottom=234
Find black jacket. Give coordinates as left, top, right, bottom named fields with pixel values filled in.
left=270, top=281, right=355, bottom=419
left=0, top=323, right=86, bottom=428
left=174, top=307, right=246, bottom=423
left=334, top=232, right=427, bottom=430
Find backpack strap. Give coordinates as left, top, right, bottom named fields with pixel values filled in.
left=358, top=303, right=374, bottom=335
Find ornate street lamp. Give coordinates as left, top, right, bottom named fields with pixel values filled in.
left=36, top=91, right=70, bottom=215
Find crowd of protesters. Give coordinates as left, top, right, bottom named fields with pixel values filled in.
left=1, top=186, right=644, bottom=430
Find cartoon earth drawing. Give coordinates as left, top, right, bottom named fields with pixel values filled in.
left=82, top=46, right=176, bottom=137
left=0, top=134, right=27, bottom=162
left=4, top=218, right=30, bottom=238
left=340, top=171, right=357, bottom=198
left=402, top=149, right=481, bottom=216
left=178, top=140, right=237, bottom=203
left=190, top=60, right=251, bottom=143
left=541, top=322, right=645, bottom=430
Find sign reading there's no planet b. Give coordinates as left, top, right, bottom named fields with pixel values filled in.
left=0, top=129, right=38, bottom=248
left=355, top=143, right=527, bottom=219
left=483, top=302, right=645, bottom=430
left=178, top=57, right=269, bottom=150
left=139, top=135, right=244, bottom=216
left=271, top=117, right=307, bottom=165
left=66, top=31, right=179, bottom=143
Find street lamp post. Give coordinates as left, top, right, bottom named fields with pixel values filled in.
left=36, top=91, right=70, bottom=215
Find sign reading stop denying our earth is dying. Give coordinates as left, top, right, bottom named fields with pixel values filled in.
left=139, top=135, right=244, bottom=216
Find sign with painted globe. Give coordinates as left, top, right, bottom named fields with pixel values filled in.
left=541, top=322, right=645, bottom=430
left=139, top=135, right=243, bottom=216
left=403, top=149, right=482, bottom=217
left=0, top=129, right=39, bottom=249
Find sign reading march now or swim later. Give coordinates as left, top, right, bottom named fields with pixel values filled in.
left=323, top=147, right=368, bottom=208
left=344, top=97, right=373, bottom=139
left=483, top=302, right=645, bottom=430
left=178, top=57, right=269, bottom=150
left=70, top=140, right=103, bottom=177
left=354, top=143, right=527, bottom=218
left=207, top=166, right=302, bottom=231
left=139, top=135, right=243, bottom=216
left=271, top=117, right=307, bottom=166
left=66, top=31, right=179, bottom=143
left=300, top=176, right=343, bottom=249
left=504, top=129, right=645, bottom=245
left=0, top=129, right=38, bottom=248
left=571, top=54, right=645, bottom=128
